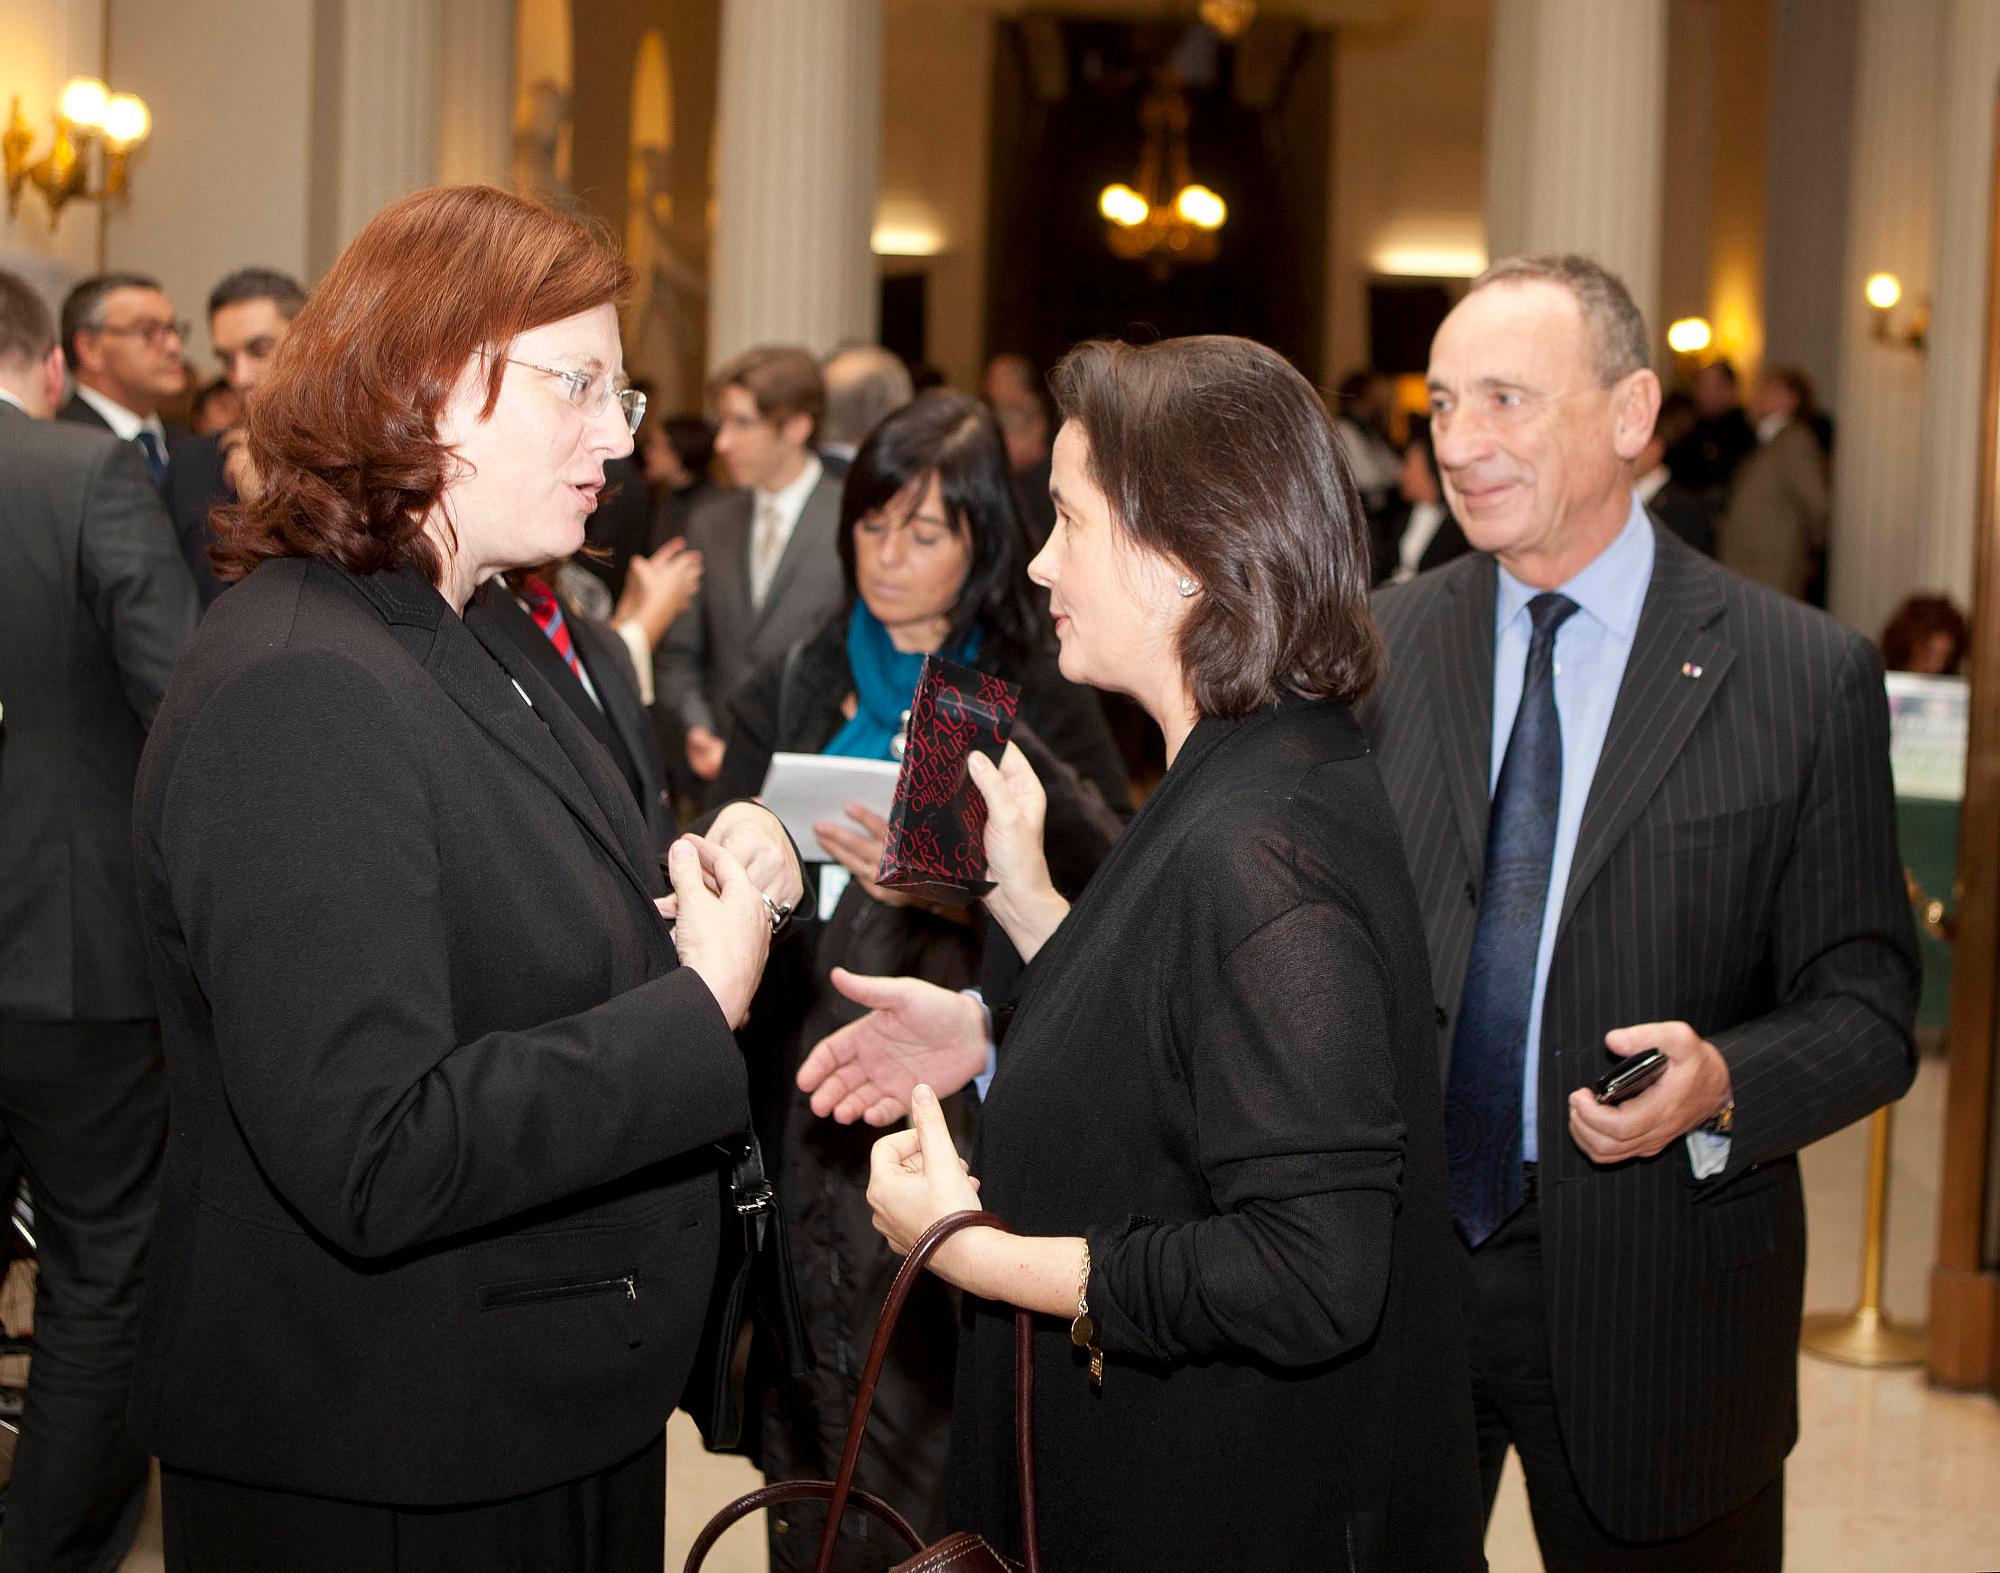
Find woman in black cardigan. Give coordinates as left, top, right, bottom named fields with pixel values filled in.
left=713, top=392, right=1127, bottom=1569
left=131, top=187, right=800, bottom=1570
left=821, top=336, right=1485, bottom=1570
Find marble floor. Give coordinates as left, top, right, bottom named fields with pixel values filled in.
left=82, top=1054, right=2000, bottom=1571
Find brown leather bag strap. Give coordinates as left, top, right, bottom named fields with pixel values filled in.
left=813, top=1209, right=1042, bottom=1573
left=681, top=1480, right=921, bottom=1571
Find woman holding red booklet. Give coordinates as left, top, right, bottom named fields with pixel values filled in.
left=802, top=335, right=1485, bottom=1571
left=712, top=389, right=1128, bottom=1571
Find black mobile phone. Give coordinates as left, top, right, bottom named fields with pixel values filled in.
left=1593, top=1048, right=1668, bottom=1105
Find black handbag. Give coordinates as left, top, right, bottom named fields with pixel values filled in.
left=682, top=1132, right=813, bottom=1453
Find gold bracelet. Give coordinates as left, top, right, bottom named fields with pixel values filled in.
left=1070, top=1241, right=1103, bottom=1390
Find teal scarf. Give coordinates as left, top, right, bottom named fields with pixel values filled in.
left=824, top=601, right=982, bottom=760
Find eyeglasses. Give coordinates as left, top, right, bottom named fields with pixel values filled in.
left=501, top=355, right=647, bottom=433
left=91, top=318, right=189, bottom=348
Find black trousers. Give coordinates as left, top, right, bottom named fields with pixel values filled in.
left=0, top=1016, right=166, bottom=1573
left=1461, top=1182, right=1785, bottom=1573
left=161, top=1431, right=666, bottom=1572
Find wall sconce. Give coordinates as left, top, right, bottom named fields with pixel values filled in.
left=5, top=77, right=151, bottom=227
left=1865, top=272, right=1928, bottom=350
left=1666, top=316, right=1713, bottom=357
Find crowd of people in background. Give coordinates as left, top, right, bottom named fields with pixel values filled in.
left=0, top=203, right=1960, bottom=1572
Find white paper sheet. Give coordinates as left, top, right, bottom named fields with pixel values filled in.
left=757, top=752, right=903, bottom=864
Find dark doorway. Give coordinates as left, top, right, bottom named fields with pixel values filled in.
left=880, top=272, right=929, bottom=373
left=983, top=16, right=1333, bottom=387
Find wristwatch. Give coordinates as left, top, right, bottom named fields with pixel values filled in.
left=759, top=891, right=794, bottom=935
left=1702, top=1098, right=1735, bottom=1137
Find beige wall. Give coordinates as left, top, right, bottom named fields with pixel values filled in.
left=100, top=0, right=319, bottom=368
left=0, top=0, right=109, bottom=297
left=1324, top=0, right=1489, bottom=380
left=880, top=0, right=990, bottom=390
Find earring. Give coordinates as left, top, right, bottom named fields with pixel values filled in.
left=1176, top=575, right=1199, bottom=598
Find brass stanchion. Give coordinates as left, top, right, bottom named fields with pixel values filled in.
left=1800, top=1105, right=1928, bottom=1367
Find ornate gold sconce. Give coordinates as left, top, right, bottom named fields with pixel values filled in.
left=5, top=77, right=151, bottom=227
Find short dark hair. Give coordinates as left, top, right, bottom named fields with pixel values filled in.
left=708, top=345, right=824, bottom=440
left=660, top=413, right=716, bottom=477
left=1880, top=595, right=1969, bottom=674
left=1051, top=335, right=1382, bottom=715
left=1469, top=253, right=1651, bottom=386
left=0, top=269, right=56, bottom=369
left=837, top=390, right=1047, bottom=671
left=208, top=266, right=307, bottom=322
left=1762, top=364, right=1818, bottom=416
left=60, top=271, right=163, bottom=365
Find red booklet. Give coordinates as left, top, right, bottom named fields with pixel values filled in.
left=876, top=656, right=1022, bottom=906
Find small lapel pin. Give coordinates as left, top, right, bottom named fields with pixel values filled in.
left=1680, top=661, right=1704, bottom=679
left=511, top=677, right=535, bottom=707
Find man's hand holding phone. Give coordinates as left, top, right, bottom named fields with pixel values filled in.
left=1567, top=1020, right=1733, bottom=1165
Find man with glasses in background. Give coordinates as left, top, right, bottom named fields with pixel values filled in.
left=166, top=267, right=308, bottom=609
left=57, top=273, right=191, bottom=496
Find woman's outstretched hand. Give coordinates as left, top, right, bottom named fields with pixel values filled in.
left=796, top=969, right=989, bottom=1125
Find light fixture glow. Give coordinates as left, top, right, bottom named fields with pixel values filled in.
left=1369, top=245, right=1487, bottom=280
left=1173, top=183, right=1226, bottom=231
left=871, top=223, right=944, bottom=258
left=1666, top=316, right=1713, bottom=355
left=1099, top=183, right=1150, bottom=229
left=59, top=77, right=109, bottom=130
left=1865, top=272, right=1903, bottom=311
left=101, top=93, right=150, bottom=149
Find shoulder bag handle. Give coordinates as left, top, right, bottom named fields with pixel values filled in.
left=813, top=1209, right=1042, bottom=1573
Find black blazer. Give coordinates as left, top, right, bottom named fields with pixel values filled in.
left=1362, top=525, right=1918, bottom=1540
left=481, top=586, right=675, bottom=855
left=162, top=429, right=233, bottom=609
left=129, top=558, right=752, bottom=1504
left=58, top=391, right=192, bottom=486
left=957, top=699, right=1483, bottom=1572
left=0, top=403, right=195, bottom=1020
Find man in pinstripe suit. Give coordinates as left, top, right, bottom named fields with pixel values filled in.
left=1362, top=254, right=1917, bottom=1570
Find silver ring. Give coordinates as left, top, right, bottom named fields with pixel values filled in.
left=760, top=892, right=793, bottom=935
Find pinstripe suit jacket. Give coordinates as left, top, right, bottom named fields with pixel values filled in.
left=1361, top=523, right=1918, bottom=1541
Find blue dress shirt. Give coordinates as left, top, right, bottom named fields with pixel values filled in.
left=1489, top=498, right=1653, bottom=1162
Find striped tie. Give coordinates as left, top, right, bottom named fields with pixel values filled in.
left=519, top=575, right=584, bottom=680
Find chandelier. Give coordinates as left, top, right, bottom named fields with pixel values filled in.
left=1097, top=82, right=1227, bottom=277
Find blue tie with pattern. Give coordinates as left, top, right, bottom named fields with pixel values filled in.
left=1445, top=590, right=1579, bottom=1247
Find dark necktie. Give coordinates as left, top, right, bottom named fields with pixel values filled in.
left=134, top=429, right=166, bottom=490
left=1445, top=591, right=1579, bottom=1247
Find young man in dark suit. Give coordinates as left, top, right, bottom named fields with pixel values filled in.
left=658, top=345, right=844, bottom=785
left=165, top=267, right=309, bottom=610
left=56, top=271, right=193, bottom=493
left=0, top=269, right=197, bottom=1571
left=1361, top=254, right=1917, bottom=1571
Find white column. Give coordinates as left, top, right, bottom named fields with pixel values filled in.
left=1827, top=0, right=1945, bottom=639
left=1483, top=0, right=1667, bottom=328
left=1915, top=2, right=2000, bottom=609
left=437, top=0, right=516, bottom=189
left=708, top=0, right=882, bottom=366
left=333, top=0, right=442, bottom=247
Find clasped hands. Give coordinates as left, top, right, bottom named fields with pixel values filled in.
left=657, top=801, right=804, bottom=1030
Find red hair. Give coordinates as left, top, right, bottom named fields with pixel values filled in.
left=213, top=185, right=630, bottom=585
